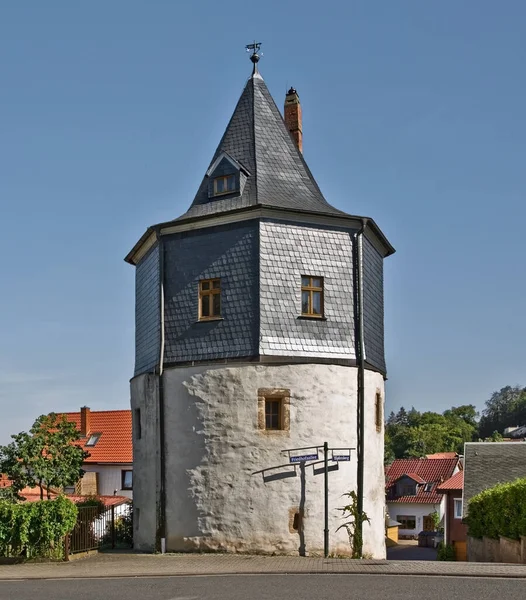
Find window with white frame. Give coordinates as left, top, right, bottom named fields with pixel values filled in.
left=454, top=498, right=463, bottom=518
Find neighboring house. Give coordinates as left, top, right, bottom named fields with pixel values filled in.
left=126, top=51, right=395, bottom=557
left=507, top=425, right=526, bottom=440
left=385, top=457, right=461, bottom=538
left=63, top=407, right=133, bottom=499
left=437, top=470, right=467, bottom=560
left=463, top=442, right=526, bottom=519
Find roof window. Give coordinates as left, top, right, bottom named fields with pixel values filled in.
left=424, top=483, right=433, bottom=492
left=85, top=433, right=101, bottom=447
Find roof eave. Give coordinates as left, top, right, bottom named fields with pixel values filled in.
left=125, top=205, right=395, bottom=265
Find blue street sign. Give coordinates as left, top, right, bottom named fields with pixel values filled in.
left=290, top=454, right=318, bottom=463
left=332, top=454, right=351, bottom=462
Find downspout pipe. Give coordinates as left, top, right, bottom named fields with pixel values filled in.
left=156, top=226, right=167, bottom=553
left=354, top=218, right=368, bottom=557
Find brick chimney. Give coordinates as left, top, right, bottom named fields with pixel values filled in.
left=80, top=406, right=91, bottom=437
left=284, top=87, right=303, bottom=153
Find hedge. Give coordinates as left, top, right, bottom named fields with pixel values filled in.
left=467, top=477, right=526, bottom=540
left=0, top=496, right=78, bottom=559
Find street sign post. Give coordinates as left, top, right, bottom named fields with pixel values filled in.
left=255, top=443, right=355, bottom=558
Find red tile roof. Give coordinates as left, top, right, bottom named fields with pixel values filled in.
left=22, top=491, right=130, bottom=507
left=0, top=474, right=12, bottom=488
left=405, top=473, right=426, bottom=484
left=63, top=409, right=132, bottom=464
left=386, top=457, right=460, bottom=504
left=437, top=470, right=464, bottom=492
left=426, top=452, right=458, bottom=459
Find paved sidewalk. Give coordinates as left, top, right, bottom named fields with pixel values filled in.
left=1, top=552, right=526, bottom=580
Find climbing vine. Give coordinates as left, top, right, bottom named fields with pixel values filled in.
left=336, top=490, right=370, bottom=558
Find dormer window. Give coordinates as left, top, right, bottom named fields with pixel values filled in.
left=213, top=174, right=237, bottom=196
left=206, top=152, right=248, bottom=199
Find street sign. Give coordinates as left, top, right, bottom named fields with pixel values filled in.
left=332, top=454, right=351, bottom=462
left=290, top=453, right=318, bottom=463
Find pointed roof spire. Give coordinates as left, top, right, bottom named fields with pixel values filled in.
left=177, top=54, right=347, bottom=222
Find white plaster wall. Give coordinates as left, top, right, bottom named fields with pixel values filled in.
left=82, top=464, right=133, bottom=499
left=130, top=373, right=161, bottom=551
left=387, top=501, right=444, bottom=537
left=362, top=369, right=387, bottom=557
left=154, top=363, right=386, bottom=558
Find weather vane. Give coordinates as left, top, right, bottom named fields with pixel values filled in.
left=246, top=41, right=262, bottom=73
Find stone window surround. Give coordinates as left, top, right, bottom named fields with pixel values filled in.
left=257, top=388, right=290, bottom=433
left=375, top=389, right=383, bottom=432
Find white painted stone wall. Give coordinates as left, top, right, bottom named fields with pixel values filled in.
left=387, top=500, right=445, bottom=537
left=132, top=363, right=386, bottom=557
left=82, top=464, right=133, bottom=499
left=130, top=373, right=161, bottom=552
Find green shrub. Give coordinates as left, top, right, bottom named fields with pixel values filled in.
left=0, top=496, right=77, bottom=559
left=467, top=477, right=526, bottom=540
left=437, top=542, right=456, bottom=561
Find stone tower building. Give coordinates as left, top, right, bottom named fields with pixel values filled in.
left=125, top=53, right=394, bottom=557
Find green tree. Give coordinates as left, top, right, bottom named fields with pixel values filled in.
left=384, top=404, right=478, bottom=463
left=478, top=386, right=526, bottom=439
left=0, top=413, right=89, bottom=500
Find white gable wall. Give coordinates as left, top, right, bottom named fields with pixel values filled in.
left=387, top=499, right=445, bottom=537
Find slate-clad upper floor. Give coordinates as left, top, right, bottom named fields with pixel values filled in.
left=259, top=220, right=355, bottom=360
left=135, top=244, right=160, bottom=376
left=362, top=236, right=386, bottom=374
left=163, top=221, right=260, bottom=364
left=133, top=218, right=388, bottom=376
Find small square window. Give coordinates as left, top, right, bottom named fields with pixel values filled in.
left=85, top=433, right=101, bottom=447
left=454, top=498, right=463, bottom=519
left=258, top=389, right=290, bottom=432
left=301, top=275, right=324, bottom=317
left=199, top=278, right=221, bottom=320
left=121, top=470, right=133, bottom=490
left=424, top=483, right=433, bottom=492
left=213, top=174, right=237, bottom=196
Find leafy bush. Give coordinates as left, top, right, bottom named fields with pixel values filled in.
left=0, top=496, right=77, bottom=559
left=467, top=477, right=526, bottom=540
left=437, top=542, right=456, bottom=561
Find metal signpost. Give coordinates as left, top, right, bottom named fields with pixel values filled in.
left=275, top=443, right=355, bottom=558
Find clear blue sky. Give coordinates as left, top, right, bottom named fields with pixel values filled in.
left=1, top=1, right=525, bottom=443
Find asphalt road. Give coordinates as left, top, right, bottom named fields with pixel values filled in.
left=0, top=573, right=524, bottom=600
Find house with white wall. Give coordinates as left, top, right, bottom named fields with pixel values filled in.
left=386, top=456, right=461, bottom=538
left=63, top=407, right=133, bottom=499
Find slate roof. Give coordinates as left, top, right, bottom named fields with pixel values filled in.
left=175, top=71, right=348, bottom=222
left=463, top=442, right=526, bottom=518
left=63, top=409, right=132, bottom=464
left=386, top=457, right=459, bottom=505
left=437, top=470, right=464, bottom=492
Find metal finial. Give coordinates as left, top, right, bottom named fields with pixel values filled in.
left=246, top=41, right=262, bottom=74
